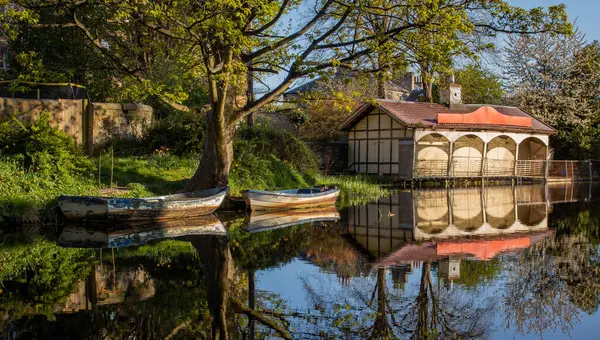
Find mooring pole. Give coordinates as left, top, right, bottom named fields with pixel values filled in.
left=110, top=147, right=114, bottom=189
left=98, top=152, right=102, bottom=188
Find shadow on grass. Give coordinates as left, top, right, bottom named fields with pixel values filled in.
left=98, top=157, right=194, bottom=195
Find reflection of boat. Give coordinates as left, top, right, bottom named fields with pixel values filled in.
left=245, top=207, right=341, bottom=233
left=57, top=187, right=229, bottom=221
left=242, top=188, right=340, bottom=211
left=59, top=215, right=227, bottom=248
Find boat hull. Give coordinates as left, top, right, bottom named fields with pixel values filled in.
left=243, top=188, right=340, bottom=211
left=59, top=215, right=227, bottom=248
left=245, top=207, right=340, bottom=233
left=58, top=187, right=228, bottom=221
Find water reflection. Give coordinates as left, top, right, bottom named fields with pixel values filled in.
left=1, top=182, right=600, bottom=339
left=244, top=207, right=340, bottom=233
left=59, top=215, right=226, bottom=248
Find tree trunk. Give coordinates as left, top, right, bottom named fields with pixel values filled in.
left=184, top=104, right=234, bottom=191
left=183, top=76, right=235, bottom=192
left=419, top=62, right=434, bottom=103
left=188, top=235, right=237, bottom=340
left=422, top=73, right=433, bottom=103
left=377, top=72, right=387, bottom=99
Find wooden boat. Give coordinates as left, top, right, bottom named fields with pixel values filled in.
left=58, top=215, right=227, bottom=248
left=245, top=206, right=340, bottom=233
left=242, top=187, right=340, bottom=211
left=57, top=187, right=229, bottom=221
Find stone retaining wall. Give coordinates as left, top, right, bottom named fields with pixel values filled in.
left=0, top=97, right=153, bottom=151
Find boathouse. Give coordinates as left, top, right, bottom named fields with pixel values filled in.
left=340, top=83, right=559, bottom=180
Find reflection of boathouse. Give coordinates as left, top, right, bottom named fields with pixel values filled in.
left=345, top=183, right=594, bottom=260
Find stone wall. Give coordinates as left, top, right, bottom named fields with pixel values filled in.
left=89, top=102, right=153, bottom=145
left=0, top=97, right=153, bottom=151
left=0, top=97, right=85, bottom=144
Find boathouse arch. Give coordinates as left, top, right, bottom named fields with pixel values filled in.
left=518, top=136, right=548, bottom=160
left=451, top=134, right=486, bottom=177
left=415, top=133, right=451, bottom=177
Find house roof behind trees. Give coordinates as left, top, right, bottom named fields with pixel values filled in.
left=340, top=99, right=556, bottom=134
left=283, top=71, right=422, bottom=101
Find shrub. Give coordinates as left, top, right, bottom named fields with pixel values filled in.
left=235, top=125, right=319, bottom=173
left=144, top=111, right=206, bottom=156
left=228, top=126, right=320, bottom=196
left=0, top=113, right=94, bottom=178
left=105, top=110, right=206, bottom=157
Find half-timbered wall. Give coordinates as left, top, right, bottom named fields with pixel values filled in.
left=348, top=108, right=414, bottom=175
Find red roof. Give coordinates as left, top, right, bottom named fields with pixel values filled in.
left=340, top=100, right=555, bottom=134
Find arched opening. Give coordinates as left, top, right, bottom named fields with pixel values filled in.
left=517, top=204, right=547, bottom=226
left=415, top=134, right=450, bottom=177
left=518, top=137, right=547, bottom=160
left=451, top=188, right=483, bottom=232
left=517, top=137, right=548, bottom=177
left=451, top=135, right=485, bottom=177
left=486, top=135, right=517, bottom=177
left=415, top=190, right=449, bottom=234
left=485, top=186, right=516, bottom=229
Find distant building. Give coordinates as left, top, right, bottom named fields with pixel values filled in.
left=283, top=71, right=423, bottom=102
left=340, top=82, right=556, bottom=179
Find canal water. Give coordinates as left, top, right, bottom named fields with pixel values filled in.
left=1, top=183, right=599, bottom=339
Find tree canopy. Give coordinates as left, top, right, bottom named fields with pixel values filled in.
left=4, top=0, right=572, bottom=189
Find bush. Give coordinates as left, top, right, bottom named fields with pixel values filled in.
left=235, top=125, right=319, bottom=173
left=0, top=113, right=94, bottom=178
left=105, top=110, right=206, bottom=157
left=228, top=126, right=320, bottom=196
left=144, top=111, right=206, bottom=156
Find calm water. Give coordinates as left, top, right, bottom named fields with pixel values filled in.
left=1, top=183, right=600, bottom=339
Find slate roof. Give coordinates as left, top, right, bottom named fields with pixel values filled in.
left=340, top=99, right=556, bottom=134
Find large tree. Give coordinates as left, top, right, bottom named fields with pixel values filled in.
left=455, top=64, right=504, bottom=105
left=504, top=31, right=600, bottom=158
left=6, top=0, right=570, bottom=190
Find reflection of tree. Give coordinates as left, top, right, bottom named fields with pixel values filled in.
left=454, top=259, right=501, bottom=289
left=402, top=262, right=493, bottom=339
left=276, top=261, right=495, bottom=339
left=1, top=237, right=210, bottom=339
left=502, top=203, right=600, bottom=336
left=227, top=217, right=310, bottom=270
left=188, top=235, right=292, bottom=340
left=0, top=236, right=94, bottom=324
left=303, top=221, right=371, bottom=281
left=503, top=235, right=600, bottom=335
left=368, top=267, right=393, bottom=338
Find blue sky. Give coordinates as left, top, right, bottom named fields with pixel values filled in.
left=263, top=1, right=597, bottom=92
left=511, top=0, right=598, bottom=41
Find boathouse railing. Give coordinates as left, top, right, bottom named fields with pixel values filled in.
left=413, top=158, right=599, bottom=181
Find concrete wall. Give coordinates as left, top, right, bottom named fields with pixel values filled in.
left=0, top=97, right=153, bottom=151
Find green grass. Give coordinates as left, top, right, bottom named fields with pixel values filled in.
left=317, top=174, right=392, bottom=207
left=0, top=157, right=99, bottom=224
left=1, top=153, right=390, bottom=225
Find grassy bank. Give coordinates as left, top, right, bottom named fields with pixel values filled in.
left=0, top=119, right=389, bottom=225
left=1, top=154, right=389, bottom=224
